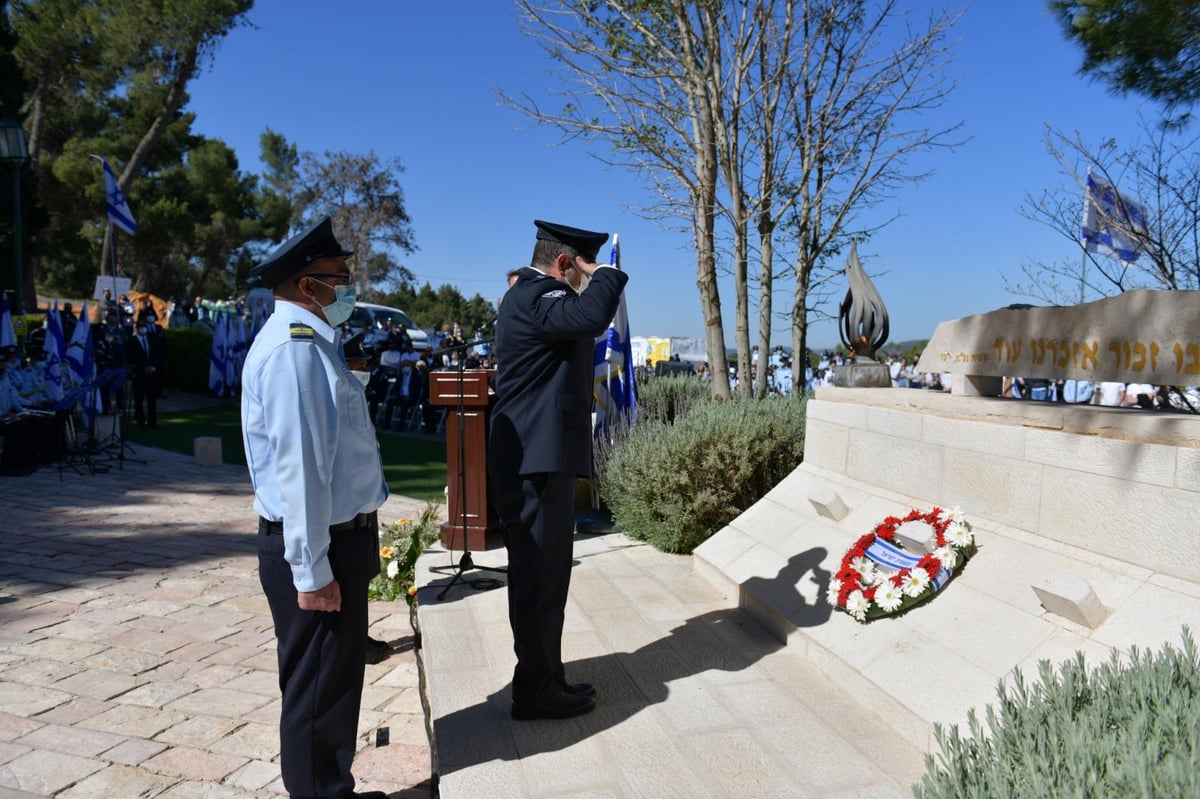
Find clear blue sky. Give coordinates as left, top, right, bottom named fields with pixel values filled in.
left=186, top=1, right=1151, bottom=350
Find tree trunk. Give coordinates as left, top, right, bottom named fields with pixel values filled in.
left=755, top=222, right=774, bottom=398
left=98, top=42, right=200, bottom=275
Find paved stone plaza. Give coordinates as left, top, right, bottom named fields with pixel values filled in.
left=0, top=442, right=432, bottom=798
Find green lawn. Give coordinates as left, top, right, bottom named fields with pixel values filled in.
left=124, top=403, right=448, bottom=501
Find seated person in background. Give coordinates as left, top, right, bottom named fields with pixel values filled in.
left=1061, top=380, right=1094, bottom=404
left=1123, top=382, right=1155, bottom=409
left=0, top=353, right=38, bottom=474
left=1098, top=381, right=1126, bottom=407
left=380, top=360, right=423, bottom=431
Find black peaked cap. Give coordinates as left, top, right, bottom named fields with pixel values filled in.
left=249, top=216, right=354, bottom=288
left=534, top=219, right=609, bottom=263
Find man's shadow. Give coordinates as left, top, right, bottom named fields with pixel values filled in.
left=433, top=547, right=829, bottom=775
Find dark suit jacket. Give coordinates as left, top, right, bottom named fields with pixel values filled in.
left=126, top=333, right=165, bottom=385
left=488, top=265, right=629, bottom=478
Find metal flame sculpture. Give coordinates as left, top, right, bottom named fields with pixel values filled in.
left=838, top=240, right=889, bottom=361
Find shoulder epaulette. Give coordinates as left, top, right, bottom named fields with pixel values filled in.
left=289, top=323, right=315, bottom=340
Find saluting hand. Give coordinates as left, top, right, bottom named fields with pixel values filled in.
left=297, top=579, right=342, bottom=612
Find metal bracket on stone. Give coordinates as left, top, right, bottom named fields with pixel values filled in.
left=1032, top=572, right=1109, bottom=628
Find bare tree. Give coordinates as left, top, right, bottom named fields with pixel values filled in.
left=781, top=1, right=962, bottom=394
left=506, top=1, right=962, bottom=399
left=505, top=0, right=733, bottom=398
left=1012, top=116, right=1200, bottom=304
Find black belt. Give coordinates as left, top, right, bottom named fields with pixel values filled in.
left=261, top=510, right=376, bottom=535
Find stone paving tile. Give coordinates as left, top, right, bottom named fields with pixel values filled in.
left=0, top=749, right=105, bottom=796
left=163, top=687, right=273, bottom=719
left=0, top=741, right=32, bottom=766
left=224, top=759, right=281, bottom=792
left=12, top=723, right=127, bottom=759
left=28, top=697, right=110, bottom=726
left=101, top=736, right=168, bottom=766
left=139, top=743, right=249, bottom=782
left=208, top=721, right=279, bottom=760
left=78, top=645, right=164, bottom=675
left=54, top=669, right=140, bottom=701
left=0, top=659, right=84, bottom=688
left=76, top=704, right=188, bottom=739
left=56, top=763, right=180, bottom=799
left=114, top=680, right=200, bottom=709
left=0, top=684, right=72, bottom=718
left=155, top=715, right=246, bottom=748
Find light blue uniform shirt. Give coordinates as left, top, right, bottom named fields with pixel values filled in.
left=241, top=301, right=388, bottom=592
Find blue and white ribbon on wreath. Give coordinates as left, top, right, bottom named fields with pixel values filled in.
left=865, top=538, right=952, bottom=591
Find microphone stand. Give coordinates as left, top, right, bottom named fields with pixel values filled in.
left=426, top=334, right=506, bottom=600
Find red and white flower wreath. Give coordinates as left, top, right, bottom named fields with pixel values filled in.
left=828, top=506, right=976, bottom=623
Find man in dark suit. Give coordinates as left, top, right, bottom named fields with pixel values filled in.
left=488, top=219, right=630, bottom=721
left=127, top=323, right=163, bottom=427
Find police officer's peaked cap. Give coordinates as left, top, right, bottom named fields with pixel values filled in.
left=534, top=219, right=609, bottom=263
left=248, top=216, right=354, bottom=288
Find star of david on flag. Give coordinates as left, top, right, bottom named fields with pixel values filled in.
left=101, top=157, right=137, bottom=235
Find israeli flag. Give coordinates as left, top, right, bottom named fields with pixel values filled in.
left=209, top=311, right=227, bottom=397
left=0, top=293, right=15, bottom=349
left=1082, top=171, right=1147, bottom=263
left=66, top=301, right=94, bottom=387
left=43, top=301, right=66, bottom=401
left=593, top=236, right=637, bottom=432
left=223, top=312, right=238, bottom=394
left=101, top=157, right=137, bottom=235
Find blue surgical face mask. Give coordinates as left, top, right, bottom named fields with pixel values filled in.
left=311, top=279, right=357, bottom=327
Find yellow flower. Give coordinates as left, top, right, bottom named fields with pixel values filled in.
left=394, top=518, right=413, bottom=526
left=380, top=546, right=394, bottom=559
left=407, top=585, right=417, bottom=596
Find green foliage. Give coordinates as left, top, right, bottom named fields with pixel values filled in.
left=369, top=503, right=442, bottom=604
left=596, top=397, right=806, bottom=553
left=162, top=327, right=212, bottom=393
left=377, top=281, right=496, bottom=337
left=1049, top=0, right=1200, bottom=110
left=915, top=627, right=1200, bottom=798
left=633, top=373, right=710, bottom=424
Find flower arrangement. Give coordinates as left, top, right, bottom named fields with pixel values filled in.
left=369, top=502, right=442, bottom=605
left=828, top=506, right=976, bottom=623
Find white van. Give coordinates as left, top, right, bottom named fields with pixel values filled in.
left=348, top=302, right=430, bottom=352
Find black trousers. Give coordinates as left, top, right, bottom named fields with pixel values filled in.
left=491, top=472, right=575, bottom=704
left=258, top=513, right=377, bottom=799
left=131, top=374, right=157, bottom=425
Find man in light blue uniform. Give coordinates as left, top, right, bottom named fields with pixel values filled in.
left=241, top=216, right=389, bottom=799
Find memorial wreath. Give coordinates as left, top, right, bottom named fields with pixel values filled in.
left=828, top=506, right=976, bottom=623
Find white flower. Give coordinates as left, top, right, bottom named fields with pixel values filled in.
left=850, top=556, right=876, bottom=584
left=900, top=568, right=931, bottom=598
left=386, top=559, right=400, bottom=579
left=946, top=521, right=974, bottom=548
left=943, top=505, right=965, bottom=522
left=845, top=590, right=870, bottom=621
left=874, top=582, right=904, bottom=612
left=933, top=546, right=957, bottom=570
left=827, top=578, right=843, bottom=605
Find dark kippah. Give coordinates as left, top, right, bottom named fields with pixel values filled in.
left=533, top=219, right=609, bottom=263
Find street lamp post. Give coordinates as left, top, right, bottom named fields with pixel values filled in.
left=0, top=118, right=29, bottom=317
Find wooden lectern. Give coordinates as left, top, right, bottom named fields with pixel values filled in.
left=429, top=369, right=503, bottom=550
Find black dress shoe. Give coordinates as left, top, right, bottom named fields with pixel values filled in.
left=563, top=681, right=596, bottom=698
left=351, top=791, right=389, bottom=799
left=511, top=690, right=596, bottom=721
left=365, top=636, right=390, bottom=665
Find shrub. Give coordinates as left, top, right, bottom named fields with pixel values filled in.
left=163, top=327, right=213, bottom=394
left=596, top=397, right=806, bottom=553
left=915, top=628, right=1200, bottom=798
left=635, top=373, right=711, bottom=424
